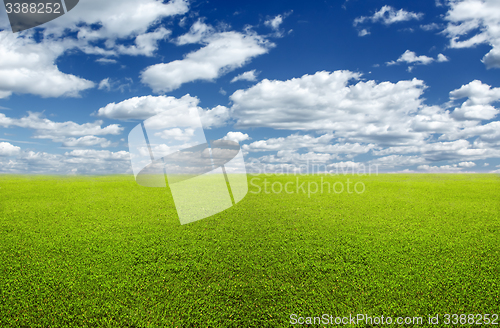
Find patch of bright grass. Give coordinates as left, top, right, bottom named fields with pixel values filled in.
left=0, top=174, right=499, bottom=327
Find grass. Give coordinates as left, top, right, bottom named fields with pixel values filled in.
left=0, top=174, right=499, bottom=327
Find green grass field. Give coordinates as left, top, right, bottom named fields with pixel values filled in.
left=0, top=174, right=499, bottom=327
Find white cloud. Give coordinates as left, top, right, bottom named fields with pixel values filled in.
left=229, top=71, right=498, bottom=162
left=154, top=128, right=195, bottom=141
left=228, top=72, right=500, bottom=168
left=243, top=133, right=335, bottom=152
left=42, top=0, right=189, bottom=56
left=230, top=71, right=428, bottom=145
left=387, top=50, right=448, bottom=66
left=223, top=132, right=251, bottom=143
left=354, top=6, right=423, bottom=26
left=358, top=29, right=370, bottom=37
left=417, top=164, right=464, bottom=172
left=201, top=105, right=231, bottom=129
left=98, top=78, right=112, bottom=91
left=370, top=155, right=427, bottom=168
left=0, top=0, right=189, bottom=100
left=440, top=121, right=500, bottom=141
left=96, top=58, right=118, bottom=65
left=115, top=27, right=171, bottom=56
left=264, top=12, right=292, bottom=37
left=0, top=149, right=132, bottom=174
left=372, top=139, right=499, bottom=162
left=0, top=31, right=94, bottom=98
left=45, top=0, right=188, bottom=38
left=141, top=31, right=274, bottom=92
left=61, top=136, right=112, bottom=148
left=66, top=149, right=130, bottom=161
left=443, top=0, right=500, bottom=69
left=437, top=53, right=449, bottom=62
left=231, top=70, right=259, bottom=83
left=243, top=134, right=374, bottom=159
left=0, top=112, right=123, bottom=138
left=312, top=143, right=376, bottom=156
left=0, top=142, right=21, bottom=156
left=97, top=94, right=199, bottom=120
left=449, top=80, right=500, bottom=120
left=420, top=22, right=442, bottom=31
left=97, top=94, right=230, bottom=128
left=176, top=19, right=215, bottom=45
left=265, top=15, right=284, bottom=30
left=458, top=161, right=476, bottom=167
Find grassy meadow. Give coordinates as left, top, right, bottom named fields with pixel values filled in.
left=0, top=174, right=499, bottom=327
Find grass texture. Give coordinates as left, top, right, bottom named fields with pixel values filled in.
left=0, top=174, right=499, bottom=327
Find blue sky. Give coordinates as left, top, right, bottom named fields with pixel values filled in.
left=0, top=0, right=499, bottom=174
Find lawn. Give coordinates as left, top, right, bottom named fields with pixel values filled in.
left=0, top=174, right=499, bottom=327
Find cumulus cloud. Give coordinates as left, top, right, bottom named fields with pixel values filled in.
left=373, top=139, right=498, bottom=162
left=458, top=161, right=476, bottom=167
left=243, top=133, right=334, bottom=152
left=222, top=132, right=251, bottom=143
left=443, top=0, right=500, bottom=69
left=42, top=0, right=189, bottom=57
left=0, top=149, right=132, bottom=174
left=0, top=0, right=189, bottom=99
left=65, top=149, right=130, bottom=160
left=97, top=94, right=199, bottom=120
left=231, top=70, right=259, bottom=83
left=417, top=164, right=465, bottom=172
left=176, top=19, right=215, bottom=45
left=437, top=54, right=449, bottom=62
left=200, top=105, right=231, bottom=129
left=154, top=128, right=195, bottom=142
left=449, top=80, right=500, bottom=120
left=370, top=155, right=427, bottom=168
left=230, top=71, right=499, bottom=146
left=387, top=50, right=448, bottom=66
left=0, top=32, right=94, bottom=98
left=258, top=151, right=339, bottom=165
left=242, top=133, right=377, bottom=171
left=61, top=136, right=112, bottom=148
left=230, top=71, right=427, bottom=144
left=115, top=27, right=171, bottom=56
left=440, top=121, right=500, bottom=142
left=141, top=31, right=274, bottom=92
left=354, top=6, right=423, bottom=26
left=228, top=71, right=500, bottom=169
left=0, top=112, right=123, bottom=139
left=0, top=142, right=21, bottom=156
left=96, top=94, right=230, bottom=128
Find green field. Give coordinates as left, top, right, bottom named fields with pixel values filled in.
left=0, top=174, right=499, bottom=327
